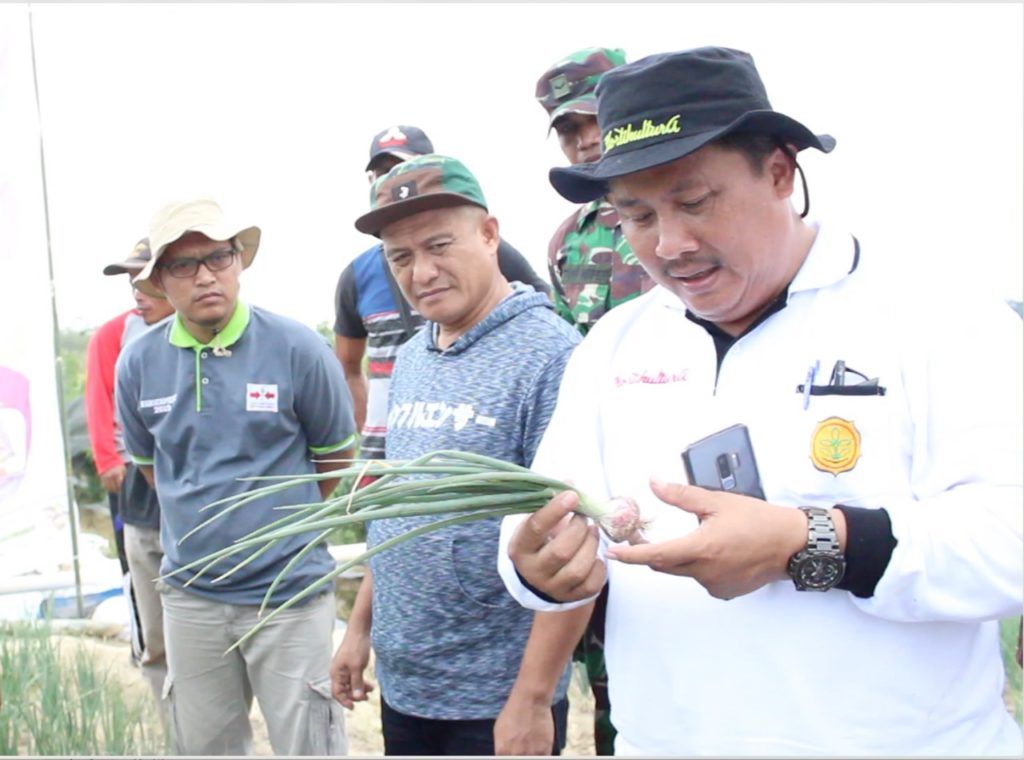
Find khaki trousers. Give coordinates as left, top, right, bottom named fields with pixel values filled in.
left=160, top=585, right=346, bottom=756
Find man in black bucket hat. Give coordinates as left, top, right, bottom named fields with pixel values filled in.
left=500, top=46, right=1023, bottom=755
left=549, top=46, right=834, bottom=211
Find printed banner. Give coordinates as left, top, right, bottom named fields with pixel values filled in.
left=0, top=4, right=74, bottom=581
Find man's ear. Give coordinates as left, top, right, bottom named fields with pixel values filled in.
left=482, top=214, right=500, bottom=250
left=768, top=144, right=798, bottom=200
left=149, top=269, right=166, bottom=294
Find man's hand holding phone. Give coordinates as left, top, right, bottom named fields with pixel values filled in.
left=681, top=423, right=765, bottom=499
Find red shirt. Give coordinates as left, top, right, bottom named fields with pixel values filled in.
left=84, top=309, right=136, bottom=475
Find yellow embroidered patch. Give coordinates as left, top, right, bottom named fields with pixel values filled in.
left=810, top=416, right=861, bottom=475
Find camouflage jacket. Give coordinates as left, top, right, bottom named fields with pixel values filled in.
left=547, top=199, right=654, bottom=334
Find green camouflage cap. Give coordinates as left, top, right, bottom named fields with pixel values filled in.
left=536, top=47, right=626, bottom=130
left=354, top=154, right=488, bottom=237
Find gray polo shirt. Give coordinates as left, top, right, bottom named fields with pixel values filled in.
left=115, top=301, right=356, bottom=605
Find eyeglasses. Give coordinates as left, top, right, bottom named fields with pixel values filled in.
left=158, top=248, right=237, bottom=279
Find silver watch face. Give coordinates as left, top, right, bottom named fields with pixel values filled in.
left=794, top=553, right=845, bottom=590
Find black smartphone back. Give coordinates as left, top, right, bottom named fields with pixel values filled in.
left=682, top=423, right=765, bottom=499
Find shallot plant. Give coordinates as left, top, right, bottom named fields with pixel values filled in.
left=165, top=449, right=645, bottom=649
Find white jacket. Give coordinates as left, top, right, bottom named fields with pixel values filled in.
left=499, top=223, right=1023, bottom=755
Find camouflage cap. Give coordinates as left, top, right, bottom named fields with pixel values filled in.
left=354, top=154, right=488, bottom=237
left=536, top=47, right=626, bottom=129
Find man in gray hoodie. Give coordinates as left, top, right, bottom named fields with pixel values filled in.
left=330, top=154, right=590, bottom=755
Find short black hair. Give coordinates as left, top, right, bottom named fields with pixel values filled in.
left=713, top=132, right=790, bottom=175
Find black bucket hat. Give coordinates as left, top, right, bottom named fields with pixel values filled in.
left=550, top=46, right=836, bottom=203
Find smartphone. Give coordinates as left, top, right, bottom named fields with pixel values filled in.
left=681, top=423, right=765, bottom=499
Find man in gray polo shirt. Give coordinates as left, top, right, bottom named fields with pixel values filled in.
left=116, top=198, right=357, bottom=756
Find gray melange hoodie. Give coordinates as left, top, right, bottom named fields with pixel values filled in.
left=368, top=283, right=581, bottom=720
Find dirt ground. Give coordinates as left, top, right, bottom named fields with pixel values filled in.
left=59, top=519, right=597, bottom=756
left=48, top=619, right=1024, bottom=756
left=56, top=627, right=597, bottom=756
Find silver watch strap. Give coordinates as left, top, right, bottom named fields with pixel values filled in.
left=801, top=506, right=839, bottom=553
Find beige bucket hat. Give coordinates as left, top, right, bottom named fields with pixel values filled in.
left=133, top=198, right=261, bottom=297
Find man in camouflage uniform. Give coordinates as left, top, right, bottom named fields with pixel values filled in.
left=534, top=47, right=653, bottom=755
left=537, top=47, right=654, bottom=337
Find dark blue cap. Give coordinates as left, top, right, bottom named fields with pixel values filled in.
left=366, top=125, right=435, bottom=172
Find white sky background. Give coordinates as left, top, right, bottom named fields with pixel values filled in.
left=24, top=2, right=1024, bottom=332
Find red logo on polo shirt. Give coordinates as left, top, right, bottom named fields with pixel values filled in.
left=246, top=383, right=279, bottom=413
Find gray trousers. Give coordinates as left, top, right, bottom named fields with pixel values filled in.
left=123, top=523, right=167, bottom=707
left=160, top=585, right=347, bottom=756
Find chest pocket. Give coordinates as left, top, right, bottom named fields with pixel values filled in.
left=560, top=261, right=612, bottom=326
left=558, top=248, right=652, bottom=328
left=561, top=262, right=613, bottom=285
left=764, top=390, right=910, bottom=509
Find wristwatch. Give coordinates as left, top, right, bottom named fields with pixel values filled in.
left=787, top=507, right=846, bottom=591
